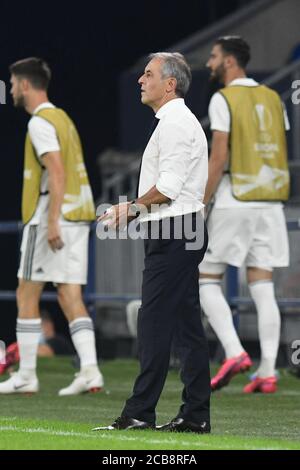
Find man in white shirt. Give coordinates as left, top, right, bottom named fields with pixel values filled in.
left=0, top=58, right=104, bottom=396
left=199, top=37, right=290, bottom=393
left=96, top=52, right=211, bottom=433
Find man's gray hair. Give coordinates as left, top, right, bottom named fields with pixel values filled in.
left=148, top=52, right=192, bottom=97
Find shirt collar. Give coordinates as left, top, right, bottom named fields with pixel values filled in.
left=32, top=102, right=55, bottom=115
left=155, top=98, right=185, bottom=119
left=228, top=77, right=259, bottom=87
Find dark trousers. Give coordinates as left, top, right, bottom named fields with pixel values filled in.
left=122, top=213, right=210, bottom=425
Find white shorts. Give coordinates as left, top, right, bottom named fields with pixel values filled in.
left=18, top=224, right=90, bottom=284
left=200, top=206, right=289, bottom=274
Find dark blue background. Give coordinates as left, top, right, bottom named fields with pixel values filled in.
left=0, top=0, right=247, bottom=343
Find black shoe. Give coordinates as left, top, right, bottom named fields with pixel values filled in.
left=156, top=417, right=210, bottom=434
left=92, top=415, right=154, bottom=431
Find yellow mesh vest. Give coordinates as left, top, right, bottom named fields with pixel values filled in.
left=219, top=85, right=290, bottom=201
left=22, top=108, right=95, bottom=224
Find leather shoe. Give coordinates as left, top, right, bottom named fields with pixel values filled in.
left=92, top=415, right=154, bottom=431
left=156, top=417, right=210, bottom=434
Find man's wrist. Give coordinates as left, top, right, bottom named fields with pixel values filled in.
left=48, top=217, right=59, bottom=224
left=128, top=200, right=141, bottom=218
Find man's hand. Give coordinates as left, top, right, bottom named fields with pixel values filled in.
left=48, top=220, right=64, bottom=251
left=98, top=202, right=132, bottom=230
left=97, top=187, right=169, bottom=230
left=43, top=151, right=65, bottom=250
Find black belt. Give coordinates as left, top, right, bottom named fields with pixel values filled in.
left=40, top=191, right=49, bottom=195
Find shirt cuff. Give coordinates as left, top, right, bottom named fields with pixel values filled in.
left=210, top=126, right=230, bottom=133
left=38, top=147, right=61, bottom=158
left=156, top=172, right=184, bottom=200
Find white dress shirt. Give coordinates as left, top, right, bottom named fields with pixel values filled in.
left=208, top=78, right=289, bottom=209
left=138, top=98, right=208, bottom=222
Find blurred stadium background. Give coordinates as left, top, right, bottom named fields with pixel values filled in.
left=1, top=0, right=300, bottom=371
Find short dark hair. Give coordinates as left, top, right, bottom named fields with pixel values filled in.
left=215, top=36, right=251, bottom=68
left=9, top=57, right=51, bottom=90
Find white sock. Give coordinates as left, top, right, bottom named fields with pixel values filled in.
left=16, top=318, right=41, bottom=379
left=199, top=279, right=245, bottom=359
left=69, top=317, right=99, bottom=374
left=249, top=281, right=280, bottom=378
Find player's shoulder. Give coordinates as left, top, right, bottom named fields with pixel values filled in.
left=208, top=91, right=228, bottom=115
left=28, top=114, right=55, bottom=134
left=209, top=91, right=227, bottom=106
left=261, top=84, right=281, bottom=100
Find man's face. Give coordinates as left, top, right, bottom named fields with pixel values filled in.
left=10, top=74, right=25, bottom=107
left=138, top=58, right=169, bottom=109
left=206, top=44, right=227, bottom=84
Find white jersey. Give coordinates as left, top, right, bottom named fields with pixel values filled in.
left=208, top=78, right=290, bottom=209
left=27, top=102, right=85, bottom=226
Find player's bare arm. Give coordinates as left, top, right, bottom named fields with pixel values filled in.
left=203, top=130, right=229, bottom=205
left=42, top=151, right=65, bottom=251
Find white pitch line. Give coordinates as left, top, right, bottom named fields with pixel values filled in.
left=0, top=425, right=289, bottom=450
left=0, top=417, right=17, bottom=422
left=0, top=424, right=211, bottom=446
left=0, top=425, right=99, bottom=439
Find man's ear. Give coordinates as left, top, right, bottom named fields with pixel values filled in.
left=224, top=55, right=236, bottom=69
left=20, top=78, right=30, bottom=93
left=166, top=77, right=177, bottom=94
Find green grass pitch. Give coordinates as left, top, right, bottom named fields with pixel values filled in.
left=0, top=357, right=299, bottom=450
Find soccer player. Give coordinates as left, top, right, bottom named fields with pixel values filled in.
left=0, top=58, right=104, bottom=395
left=199, top=37, right=290, bottom=393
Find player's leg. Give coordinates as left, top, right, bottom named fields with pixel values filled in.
left=39, top=224, right=104, bottom=395
left=0, top=224, right=46, bottom=393
left=0, top=279, right=44, bottom=393
left=243, top=205, right=289, bottom=393
left=199, top=208, right=254, bottom=390
left=244, top=267, right=279, bottom=393
left=199, top=267, right=245, bottom=358
left=56, top=282, right=103, bottom=395
left=199, top=267, right=251, bottom=391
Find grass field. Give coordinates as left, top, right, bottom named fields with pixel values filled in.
left=0, top=357, right=299, bottom=450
